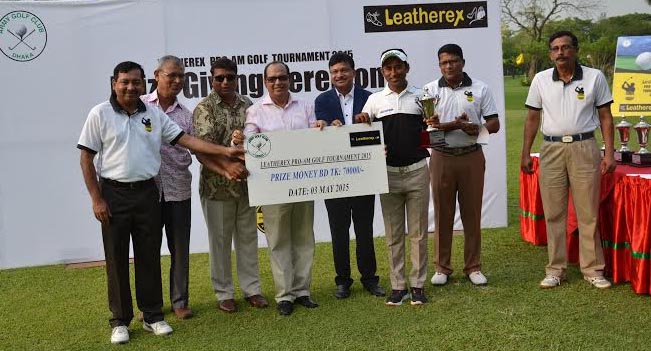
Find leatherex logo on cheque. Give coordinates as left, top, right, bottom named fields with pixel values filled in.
left=363, top=1, right=487, bottom=33
left=0, top=11, right=47, bottom=62
left=246, top=134, right=271, bottom=158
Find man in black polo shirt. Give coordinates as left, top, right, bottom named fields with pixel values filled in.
left=358, top=49, right=430, bottom=306
left=78, top=61, right=246, bottom=344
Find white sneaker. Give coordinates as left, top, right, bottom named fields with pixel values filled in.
left=110, top=326, right=129, bottom=344
left=143, top=320, right=173, bottom=336
left=584, top=276, right=612, bottom=289
left=540, top=274, right=562, bottom=289
left=468, top=271, right=488, bottom=286
left=430, top=272, right=448, bottom=285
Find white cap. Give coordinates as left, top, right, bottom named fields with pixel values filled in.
left=380, top=49, right=408, bottom=66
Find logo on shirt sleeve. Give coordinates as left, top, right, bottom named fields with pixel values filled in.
left=141, top=117, right=153, bottom=132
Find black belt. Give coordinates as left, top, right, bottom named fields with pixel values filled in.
left=433, top=144, right=481, bottom=156
left=100, top=177, right=154, bottom=189
left=543, top=131, right=594, bottom=143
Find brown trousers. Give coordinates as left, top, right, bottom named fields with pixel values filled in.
left=430, top=148, right=485, bottom=275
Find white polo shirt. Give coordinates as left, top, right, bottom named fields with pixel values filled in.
left=423, top=73, right=498, bottom=147
left=77, top=97, right=184, bottom=182
left=525, top=65, right=613, bottom=137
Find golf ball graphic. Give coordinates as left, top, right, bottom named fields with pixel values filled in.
left=636, top=52, right=651, bottom=70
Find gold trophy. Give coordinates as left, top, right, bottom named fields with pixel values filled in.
left=614, top=115, right=633, bottom=163
left=417, top=88, right=445, bottom=148
left=631, top=115, right=650, bottom=167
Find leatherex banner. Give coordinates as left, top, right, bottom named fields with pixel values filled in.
left=363, top=1, right=487, bottom=32
left=0, top=0, right=505, bottom=269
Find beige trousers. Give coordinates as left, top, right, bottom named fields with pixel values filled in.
left=201, top=196, right=262, bottom=301
left=262, top=201, right=315, bottom=302
left=539, top=139, right=605, bottom=277
left=380, top=165, right=430, bottom=290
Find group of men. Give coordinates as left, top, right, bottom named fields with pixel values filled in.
left=78, top=30, right=615, bottom=345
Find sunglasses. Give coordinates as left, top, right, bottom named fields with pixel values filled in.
left=213, top=74, right=237, bottom=82
left=265, top=75, right=289, bottom=83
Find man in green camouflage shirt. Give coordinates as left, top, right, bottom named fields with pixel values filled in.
left=193, top=57, right=269, bottom=313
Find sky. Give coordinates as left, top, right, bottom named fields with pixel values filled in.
left=601, top=0, right=650, bottom=18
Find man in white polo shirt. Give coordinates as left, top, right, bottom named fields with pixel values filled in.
left=358, top=49, right=430, bottom=306
left=520, top=31, right=616, bottom=290
left=78, top=61, right=246, bottom=344
left=424, top=43, right=500, bottom=287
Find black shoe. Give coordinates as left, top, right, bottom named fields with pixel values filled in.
left=277, top=301, right=293, bottom=316
left=385, top=289, right=409, bottom=306
left=295, top=296, right=319, bottom=308
left=364, top=283, right=386, bottom=297
left=334, top=285, right=351, bottom=299
left=410, top=287, right=427, bottom=305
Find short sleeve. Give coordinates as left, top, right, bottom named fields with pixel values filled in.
left=524, top=74, right=542, bottom=110
left=480, top=85, right=499, bottom=118
left=159, top=108, right=183, bottom=145
left=77, top=106, right=102, bottom=153
left=594, top=71, right=613, bottom=107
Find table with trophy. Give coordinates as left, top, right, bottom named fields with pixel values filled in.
left=520, top=115, right=651, bottom=295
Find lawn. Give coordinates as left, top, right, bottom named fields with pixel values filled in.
left=1, top=78, right=649, bottom=351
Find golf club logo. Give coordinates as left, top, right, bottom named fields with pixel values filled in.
left=0, top=11, right=47, bottom=62
left=246, top=134, right=271, bottom=159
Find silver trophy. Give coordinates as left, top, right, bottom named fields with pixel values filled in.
left=416, top=88, right=445, bottom=147
left=616, top=116, right=633, bottom=152
left=634, top=115, right=649, bottom=154
left=632, top=115, right=651, bottom=166
left=417, top=89, right=440, bottom=131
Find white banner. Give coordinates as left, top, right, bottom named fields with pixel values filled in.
left=0, top=0, right=506, bottom=268
left=245, top=123, right=388, bottom=206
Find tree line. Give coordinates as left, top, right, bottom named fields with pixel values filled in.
left=502, top=0, right=651, bottom=83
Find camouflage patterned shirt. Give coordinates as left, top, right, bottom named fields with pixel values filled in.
left=193, top=90, right=252, bottom=200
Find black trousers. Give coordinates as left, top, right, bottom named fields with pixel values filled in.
left=324, top=195, right=379, bottom=288
left=101, top=179, right=164, bottom=327
left=160, top=196, right=191, bottom=309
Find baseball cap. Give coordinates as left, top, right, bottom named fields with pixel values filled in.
left=380, top=49, right=408, bottom=66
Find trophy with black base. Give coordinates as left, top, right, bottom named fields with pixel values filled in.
left=417, top=89, right=445, bottom=148
left=614, top=116, right=633, bottom=163
left=631, top=115, right=651, bottom=167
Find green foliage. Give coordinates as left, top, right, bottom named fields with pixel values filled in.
left=502, top=12, right=651, bottom=81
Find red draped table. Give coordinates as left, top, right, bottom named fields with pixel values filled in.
left=519, top=155, right=651, bottom=294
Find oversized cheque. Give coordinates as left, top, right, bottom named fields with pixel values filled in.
left=245, top=122, right=388, bottom=206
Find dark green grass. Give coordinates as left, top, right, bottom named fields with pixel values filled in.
left=1, top=78, right=650, bottom=350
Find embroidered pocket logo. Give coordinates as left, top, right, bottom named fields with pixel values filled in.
left=141, top=118, right=152, bottom=132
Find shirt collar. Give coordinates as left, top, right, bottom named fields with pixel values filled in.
left=437, top=72, right=472, bottom=88
left=212, top=90, right=247, bottom=107
left=110, top=94, right=146, bottom=115
left=262, top=93, right=296, bottom=107
left=146, top=90, right=181, bottom=113
left=552, top=64, right=583, bottom=83
left=382, top=85, right=417, bottom=96
left=336, top=86, right=354, bottom=99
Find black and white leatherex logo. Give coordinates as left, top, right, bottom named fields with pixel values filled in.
left=0, top=11, right=47, bottom=62
left=363, top=1, right=488, bottom=33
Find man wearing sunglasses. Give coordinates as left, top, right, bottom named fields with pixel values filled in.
left=239, top=61, right=326, bottom=316
left=193, top=57, right=268, bottom=314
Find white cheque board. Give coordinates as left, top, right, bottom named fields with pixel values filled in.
left=245, top=122, right=388, bottom=206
